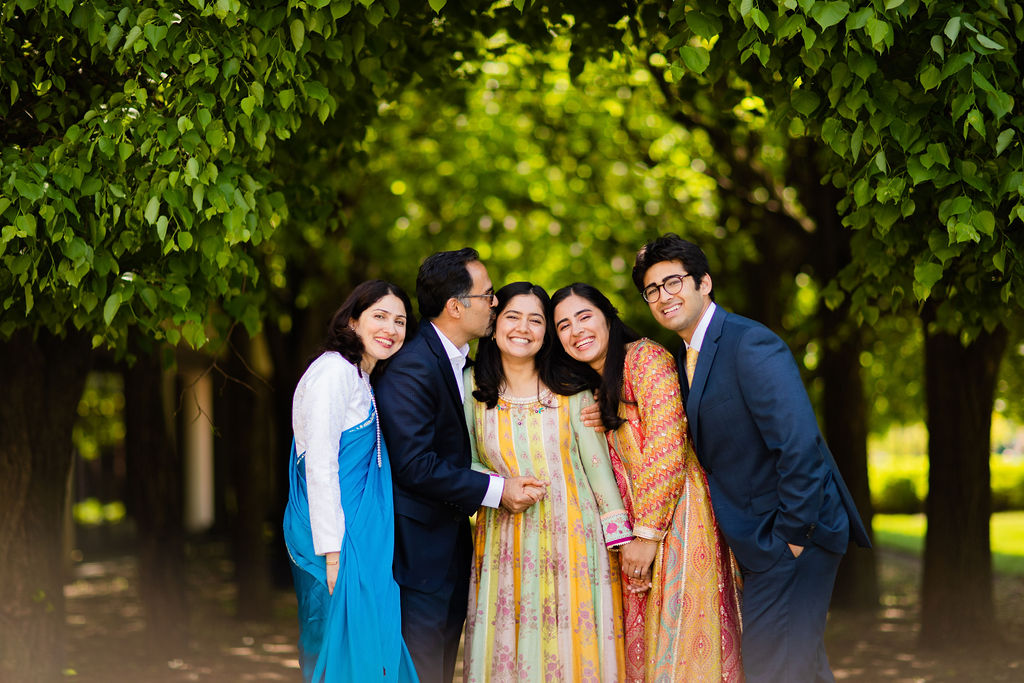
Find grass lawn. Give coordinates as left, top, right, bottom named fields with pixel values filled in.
left=874, top=511, right=1024, bottom=576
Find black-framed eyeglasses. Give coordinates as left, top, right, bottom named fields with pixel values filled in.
left=642, top=274, right=697, bottom=303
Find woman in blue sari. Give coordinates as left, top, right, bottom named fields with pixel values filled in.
left=283, top=280, right=420, bottom=682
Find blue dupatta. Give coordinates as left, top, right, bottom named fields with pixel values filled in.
left=283, top=403, right=418, bottom=682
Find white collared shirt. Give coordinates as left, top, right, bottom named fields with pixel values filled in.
left=686, top=301, right=717, bottom=353
left=431, top=323, right=471, bottom=400
left=430, top=323, right=504, bottom=508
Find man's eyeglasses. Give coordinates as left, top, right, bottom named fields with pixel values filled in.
left=459, top=289, right=495, bottom=304
left=642, top=274, right=698, bottom=303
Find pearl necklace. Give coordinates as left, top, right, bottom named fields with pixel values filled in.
left=361, top=371, right=382, bottom=469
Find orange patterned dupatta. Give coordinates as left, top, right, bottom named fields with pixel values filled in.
left=606, top=339, right=744, bottom=682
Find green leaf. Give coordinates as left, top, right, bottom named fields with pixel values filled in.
left=951, top=90, right=975, bottom=121
left=993, top=250, right=1006, bottom=272
left=974, top=210, right=995, bottom=235
left=156, top=215, right=168, bottom=241
left=122, top=26, right=143, bottom=52
left=791, top=90, right=820, bottom=115
left=678, top=45, right=711, bottom=74
left=810, top=1, right=849, bottom=29
left=428, top=0, right=446, bottom=11
left=290, top=19, right=305, bottom=51
left=965, top=108, right=985, bottom=137
left=278, top=89, right=295, bottom=109
left=914, top=262, right=943, bottom=290
left=874, top=148, right=887, bottom=173
left=944, top=16, right=961, bottom=43
left=178, top=231, right=194, bottom=249
left=926, top=142, right=950, bottom=168
left=985, top=90, right=1013, bottom=120
left=103, top=291, right=121, bottom=326
left=241, top=96, right=256, bottom=117
left=144, top=196, right=160, bottom=225
left=140, top=287, right=158, bottom=312
left=106, top=24, right=124, bottom=52
left=929, top=34, right=944, bottom=58
left=996, top=129, right=1015, bottom=155
left=919, top=65, right=941, bottom=90
left=750, top=8, right=769, bottom=31
left=14, top=179, right=44, bottom=202
left=974, top=34, right=1003, bottom=50
left=686, top=11, right=722, bottom=39
left=306, top=81, right=329, bottom=101
left=971, top=69, right=995, bottom=94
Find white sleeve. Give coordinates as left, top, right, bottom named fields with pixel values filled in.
left=294, top=356, right=356, bottom=555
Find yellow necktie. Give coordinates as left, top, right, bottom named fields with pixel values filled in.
left=685, top=346, right=699, bottom=386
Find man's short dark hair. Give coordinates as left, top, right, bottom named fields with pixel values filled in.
left=416, top=247, right=480, bottom=319
left=632, top=233, right=714, bottom=301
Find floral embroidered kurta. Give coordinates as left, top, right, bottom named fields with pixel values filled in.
left=463, top=383, right=631, bottom=683
left=606, top=340, right=743, bottom=683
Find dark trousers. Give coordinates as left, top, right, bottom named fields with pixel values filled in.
left=740, top=543, right=843, bottom=683
left=399, top=524, right=471, bottom=683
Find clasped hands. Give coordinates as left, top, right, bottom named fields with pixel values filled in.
left=620, top=536, right=658, bottom=594
left=500, top=475, right=549, bottom=513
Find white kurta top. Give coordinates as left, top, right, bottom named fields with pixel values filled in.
left=292, top=351, right=372, bottom=555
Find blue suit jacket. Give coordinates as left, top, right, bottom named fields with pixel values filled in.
left=682, top=307, right=871, bottom=573
left=375, top=323, right=490, bottom=592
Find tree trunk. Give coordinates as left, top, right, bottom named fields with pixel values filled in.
left=216, top=330, right=273, bottom=619
left=265, top=304, right=318, bottom=588
left=123, top=350, right=188, bottom=653
left=0, top=330, right=92, bottom=682
left=919, top=303, right=1007, bottom=647
left=806, top=164, right=878, bottom=610
left=820, top=317, right=878, bottom=608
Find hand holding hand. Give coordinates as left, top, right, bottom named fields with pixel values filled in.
left=501, top=476, right=549, bottom=513
left=620, top=537, right=658, bottom=583
left=580, top=401, right=606, bottom=433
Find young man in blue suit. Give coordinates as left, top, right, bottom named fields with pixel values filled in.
left=632, top=234, right=871, bottom=683
left=375, top=248, right=546, bottom=683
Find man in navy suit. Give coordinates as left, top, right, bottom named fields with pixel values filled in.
left=632, top=234, right=871, bottom=683
left=376, top=248, right=545, bottom=683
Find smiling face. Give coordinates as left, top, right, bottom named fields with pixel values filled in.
left=351, top=293, right=408, bottom=370
left=553, top=293, right=611, bottom=374
left=642, top=259, right=712, bottom=344
left=494, top=293, right=547, bottom=362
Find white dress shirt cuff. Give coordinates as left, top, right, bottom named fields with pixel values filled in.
left=481, top=474, right=505, bottom=508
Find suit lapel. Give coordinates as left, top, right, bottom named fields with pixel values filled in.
left=421, top=323, right=469, bottom=431
left=686, top=306, right=725, bottom=447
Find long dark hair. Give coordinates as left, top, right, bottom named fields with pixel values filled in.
left=472, top=282, right=590, bottom=408
left=316, top=280, right=418, bottom=379
left=549, top=283, right=640, bottom=430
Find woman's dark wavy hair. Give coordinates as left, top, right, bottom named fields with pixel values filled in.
left=549, top=283, right=640, bottom=431
left=472, top=282, right=590, bottom=409
left=315, top=280, right=418, bottom=380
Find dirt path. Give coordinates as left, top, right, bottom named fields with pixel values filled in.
left=63, top=544, right=1023, bottom=682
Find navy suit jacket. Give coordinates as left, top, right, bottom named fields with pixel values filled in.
left=682, top=307, right=871, bottom=573
left=375, top=323, right=490, bottom=593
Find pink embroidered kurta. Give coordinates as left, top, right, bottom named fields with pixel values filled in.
left=606, top=339, right=743, bottom=682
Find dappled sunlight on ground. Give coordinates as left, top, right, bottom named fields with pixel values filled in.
left=63, top=544, right=1022, bottom=682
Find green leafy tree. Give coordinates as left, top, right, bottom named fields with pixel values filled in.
left=659, top=0, right=1024, bottom=646
left=0, top=1, right=472, bottom=678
